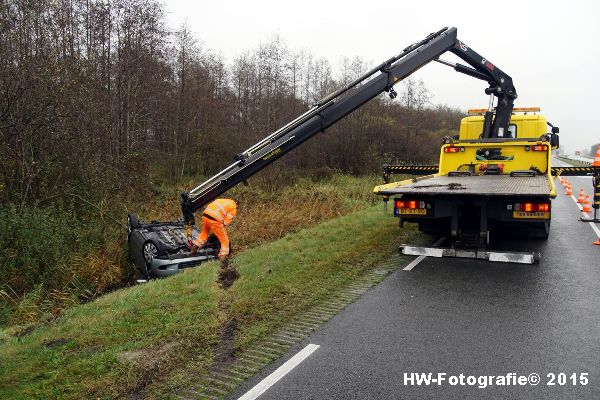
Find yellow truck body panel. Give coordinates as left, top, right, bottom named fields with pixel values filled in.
left=459, top=113, right=548, bottom=140
left=373, top=109, right=556, bottom=198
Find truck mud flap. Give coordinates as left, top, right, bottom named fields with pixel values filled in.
left=400, top=245, right=540, bottom=264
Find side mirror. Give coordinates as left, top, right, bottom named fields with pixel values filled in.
left=551, top=126, right=559, bottom=134
left=550, top=133, right=559, bottom=149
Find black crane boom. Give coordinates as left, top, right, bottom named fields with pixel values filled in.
left=180, top=27, right=516, bottom=224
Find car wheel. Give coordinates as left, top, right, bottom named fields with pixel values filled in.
left=128, top=213, right=140, bottom=233
left=142, top=240, right=161, bottom=276
left=143, top=241, right=159, bottom=262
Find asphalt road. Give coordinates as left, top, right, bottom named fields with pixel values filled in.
left=229, top=158, right=600, bottom=400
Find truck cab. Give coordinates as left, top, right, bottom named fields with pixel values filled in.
left=438, top=107, right=558, bottom=178
left=460, top=107, right=549, bottom=140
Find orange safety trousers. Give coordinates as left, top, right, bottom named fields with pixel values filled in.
left=194, top=217, right=230, bottom=257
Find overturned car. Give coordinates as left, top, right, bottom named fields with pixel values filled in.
left=127, top=213, right=220, bottom=278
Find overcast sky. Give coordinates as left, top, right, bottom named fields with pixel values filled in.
left=163, top=0, right=599, bottom=154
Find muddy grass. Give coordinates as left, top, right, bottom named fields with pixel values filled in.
left=213, top=316, right=238, bottom=367
left=119, top=268, right=241, bottom=399
left=118, top=342, right=180, bottom=399
left=217, top=267, right=240, bottom=290
left=211, top=279, right=240, bottom=370
left=43, top=337, right=69, bottom=348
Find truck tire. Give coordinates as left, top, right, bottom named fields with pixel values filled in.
left=529, top=221, right=550, bottom=240
left=418, top=221, right=450, bottom=236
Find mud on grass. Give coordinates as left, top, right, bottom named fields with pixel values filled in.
left=213, top=294, right=238, bottom=368
left=217, top=266, right=240, bottom=290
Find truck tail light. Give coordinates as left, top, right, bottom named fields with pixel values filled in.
left=510, top=202, right=550, bottom=212
left=530, top=145, right=548, bottom=151
left=394, top=198, right=431, bottom=217
left=444, top=146, right=464, bottom=153
left=395, top=199, right=428, bottom=209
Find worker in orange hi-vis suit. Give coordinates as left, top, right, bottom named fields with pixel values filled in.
left=190, top=198, right=239, bottom=264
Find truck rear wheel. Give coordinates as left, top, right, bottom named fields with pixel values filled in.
left=529, top=221, right=550, bottom=239
left=418, top=220, right=450, bottom=236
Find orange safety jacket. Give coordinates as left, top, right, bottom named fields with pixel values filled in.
left=202, top=198, right=238, bottom=226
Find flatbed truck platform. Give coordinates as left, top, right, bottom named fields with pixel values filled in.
left=378, top=174, right=552, bottom=197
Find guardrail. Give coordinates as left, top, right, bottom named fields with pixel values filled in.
left=557, top=154, right=594, bottom=165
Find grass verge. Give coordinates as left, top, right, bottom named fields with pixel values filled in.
left=0, top=205, right=422, bottom=399
left=1, top=174, right=382, bottom=327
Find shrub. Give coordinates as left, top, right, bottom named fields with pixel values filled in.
left=0, top=206, right=78, bottom=295
left=0, top=205, right=131, bottom=326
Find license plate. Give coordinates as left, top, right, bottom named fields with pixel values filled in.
left=399, top=208, right=427, bottom=215
left=512, top=211, right=550, bottom=219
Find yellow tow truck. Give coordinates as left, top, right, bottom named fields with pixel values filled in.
left=131, top=27, right=595, bottom=274
left=374, top=107, right=560, bottom=264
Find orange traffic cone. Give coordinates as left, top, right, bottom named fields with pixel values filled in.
left=594, top=238, right=600, bottom=246
left=582, top=196, right=591, bottom=212
left=593, top=147, right=600, bottom=167
left=577, top=189, right=585, bottom=203
left=566, top=184, right=573, bottom=196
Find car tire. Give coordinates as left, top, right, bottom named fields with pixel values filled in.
left=128, top=213, right=140, bottom=233
left=142, top=239, right=165, bottom=277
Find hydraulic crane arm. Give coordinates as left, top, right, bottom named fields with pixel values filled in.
left=442, top=40, right=517, bottom=139
left=181, top=27, right=516, bottom=224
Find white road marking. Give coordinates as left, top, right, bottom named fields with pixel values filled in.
left=589, top=221, right=600, bottom=238
left=403, top=237, right=446, bottom=271
left=553, top=157, right=599, bottom=238
left=568, top=194, right=600, bottom=239
left=237, top=344, right=320, bottom=400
